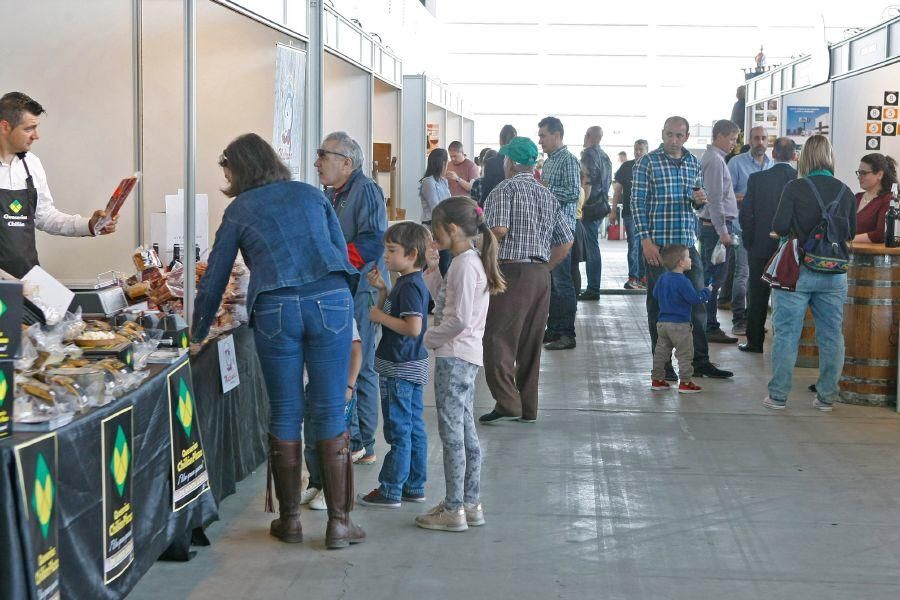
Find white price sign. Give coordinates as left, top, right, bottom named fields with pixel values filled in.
left=217, top=335, right=240, bottom=394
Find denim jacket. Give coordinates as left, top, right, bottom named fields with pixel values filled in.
left=192, top=180, right=359, bottom=340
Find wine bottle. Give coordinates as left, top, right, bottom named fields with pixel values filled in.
left=886, top=184, right=900, bottom=248
left=168, top=244, right=182, bottom=271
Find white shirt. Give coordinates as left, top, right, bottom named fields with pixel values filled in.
left=0, top=152, right=92, bottom=237
left=423, top=249, right=490, bottom=366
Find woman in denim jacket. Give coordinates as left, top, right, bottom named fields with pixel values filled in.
left=192, top=133, right=365, bottom=549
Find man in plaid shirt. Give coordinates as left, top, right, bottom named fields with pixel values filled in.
left=538, top=116, right=582, bottom=351
left=480, top=136, right=573, bottom=425
left=631, top=116, right=733, bottom=380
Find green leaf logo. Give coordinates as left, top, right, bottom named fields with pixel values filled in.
left=110, top=425, right=129, bottom=497
left=0, top=299, right=7, bottom=318
left=181, top=333, right=188, bottom=348
left=125, top=349, right=133, bottom=366
left=0, top=370, right=6, bottom=408
left=9, top=199, right=22, bottom=214
left=176, top=378, right=193, bottom=438
left=32, top=453, right=54, bottom=539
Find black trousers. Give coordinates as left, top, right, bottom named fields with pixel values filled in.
left=746, top=255, right=772, bottom=349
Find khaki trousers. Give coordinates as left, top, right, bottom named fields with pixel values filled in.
left=652, top=322, right=695, bottom=381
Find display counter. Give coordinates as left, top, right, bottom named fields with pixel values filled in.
left=0, top=325, right=267, bottom=600
left=840, top=242, right=900, bottom=406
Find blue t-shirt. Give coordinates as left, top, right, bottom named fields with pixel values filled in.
left=653, top=271, right=711, bottom=323
left=375, top=271, right=430, bottom=385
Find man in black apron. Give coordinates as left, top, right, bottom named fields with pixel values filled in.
left=0, top=92, right=117, bottom=278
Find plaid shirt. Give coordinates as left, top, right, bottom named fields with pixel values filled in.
left=631, top=146, right=702, bottom=247
left=484, top=172, right=573, bottom=262
left=541, top=145, right=581, bottom=230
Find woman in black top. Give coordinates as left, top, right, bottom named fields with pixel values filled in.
left=766, top=135, right=856, bottom=411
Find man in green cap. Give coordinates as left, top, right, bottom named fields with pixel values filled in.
left=479, top=136, right=574, bottom=425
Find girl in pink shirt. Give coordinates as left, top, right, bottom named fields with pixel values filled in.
left=417, top=196, right=506, bottom=532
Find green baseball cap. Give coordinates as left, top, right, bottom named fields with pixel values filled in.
left=499, top=137, right=539, bottom=166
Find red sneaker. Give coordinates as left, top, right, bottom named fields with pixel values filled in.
left=651, top=379, right=671, bottom=391
left=678, top=381, right=702, bottom=394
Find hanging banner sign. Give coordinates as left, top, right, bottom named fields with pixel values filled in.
left=101, top=406, right=135, bottom=584
left=167, top=359, right=210, bottom=511
left=217, top=334, right=240, bottom=394
left=15, top=433, right=60, bottom=600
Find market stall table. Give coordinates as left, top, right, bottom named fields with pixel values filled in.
left=0, top=325, right=268, bottom=600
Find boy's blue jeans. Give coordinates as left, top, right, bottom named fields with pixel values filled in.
left=377, top=376, right=427, bottom=501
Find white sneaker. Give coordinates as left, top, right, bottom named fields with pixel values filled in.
left=309, top=489, right=327, bottom=510
left=464, top=502, right=485, bottom=527
left=351, top=448, right=366, bottom=463
left=299, top=486, right=320, bottom=505
left=415, top=502, right=468, bottom=532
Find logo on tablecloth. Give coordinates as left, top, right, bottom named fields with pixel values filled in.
left=0, top=369, right=7, bottom=407
left=102, top=407, right=134, bottom=583
left=32, top=453, right=54, bottom=539
left=111, top=426, right=130, bottom=496
left=167, top=360, right=210, bottom=511
left=177, top=378, right=193, bottom=438
left=15, top=433, right=60, bottom=597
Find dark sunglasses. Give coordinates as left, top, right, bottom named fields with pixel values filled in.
left=316, top=148, right=349, bottom=160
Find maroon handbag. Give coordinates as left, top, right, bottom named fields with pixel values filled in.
left=761, top=237, right=801, bottom=291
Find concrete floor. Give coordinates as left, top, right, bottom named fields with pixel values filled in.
left=131, top=241, right=900, bottom=600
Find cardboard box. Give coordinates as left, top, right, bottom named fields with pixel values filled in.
left=0, top=361, right=13, bottom=438
left=0, top=281, right=23, bottom=360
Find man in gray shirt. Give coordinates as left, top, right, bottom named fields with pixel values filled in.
left=699, top=119, right=740, bottom=344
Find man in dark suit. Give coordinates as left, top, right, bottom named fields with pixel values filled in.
left=481, top=124, right=517, bottom=199
left=738, top=137, right=797, bottom=352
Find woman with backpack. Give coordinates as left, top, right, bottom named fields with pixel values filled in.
left=763, top=135, right=857, bottom=412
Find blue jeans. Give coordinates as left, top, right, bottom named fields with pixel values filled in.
left=547, top=247, right=577, bottom=338
left=378, top=376, right=427, bottom=502
left=731, top=221, right=748, bottom=324
left=699, top=221, right=734, bottom=331
left=623, top=215, right=644, bottom=280
left=252, top=284, right=352, bottom=443
left=646, top=246, right=710, bottom=366
left=581, top=218, right=602, bottom=293
left=768, top=269, right=847, bottom=405
left=349, top=260, right=386, bottom=456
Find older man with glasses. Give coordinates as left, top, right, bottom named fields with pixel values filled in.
left=315, top=131, right=389, bottom=465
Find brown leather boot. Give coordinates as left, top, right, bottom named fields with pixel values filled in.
left=318, top=432, right=366, bottom=549
left=266, top=433, right=303, bottom=543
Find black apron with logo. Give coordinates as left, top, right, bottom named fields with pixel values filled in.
left=0, top=153, right=39, bottom=278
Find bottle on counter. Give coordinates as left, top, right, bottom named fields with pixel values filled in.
left=168, top=244, right=182, bottom=271
left=885, top=184, right=900, bottom=248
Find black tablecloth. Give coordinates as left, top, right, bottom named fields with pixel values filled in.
left=0, top=325, right=268, bottom=600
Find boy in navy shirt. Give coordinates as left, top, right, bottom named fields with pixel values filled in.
left=651, top=245, right=712, bottom=394
left=359, top=222, right=432, bottom=507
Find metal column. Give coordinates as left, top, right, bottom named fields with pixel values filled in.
left=184, top=0, right=197, bottom=327
left=305, top=0, right=324, bottom=184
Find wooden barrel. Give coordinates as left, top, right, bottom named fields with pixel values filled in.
left=796, top=308, right=819, bottom=368
left=840, top=244, right=900, bottom=406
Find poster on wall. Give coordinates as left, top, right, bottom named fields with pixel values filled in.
left=786, top=106, right=830, bottom=144
left=752, top=99, right=779, bottom=143
left=273, top=44, right=307, bottom=179
left=15, top=433, right=60, bottom=600
left=426, top=123, right=440, bottom=153
left=863, top=91, right=900, bottom=151
left=101, top=406, right=134, bottom=584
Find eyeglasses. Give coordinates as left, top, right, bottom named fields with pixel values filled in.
left=218, top=152, right=228, bottom=168
left=856, top=169, right=874, bottom=176
left=316, top=148, right=350, bottom=160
